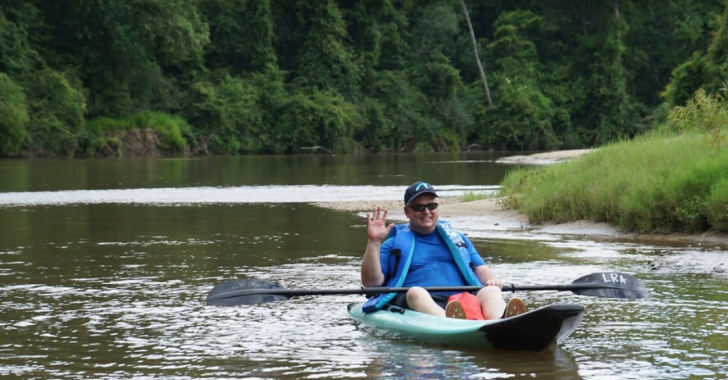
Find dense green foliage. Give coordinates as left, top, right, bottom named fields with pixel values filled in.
left=0, top=73, right=28, bottom=156
left=1, top=0, right=727, bottom=157
left=669, top=88, right=728, bottom=148
left=499, top=131, right=728, bottom=234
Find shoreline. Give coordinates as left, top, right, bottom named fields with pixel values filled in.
left=318, top=196, right=727, bottom=245
left=313, top=149, right=727, bottom=275
left=316, top=197, right=727, bottom=276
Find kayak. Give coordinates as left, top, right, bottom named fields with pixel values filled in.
left=347, top=302, right=585, bottom=351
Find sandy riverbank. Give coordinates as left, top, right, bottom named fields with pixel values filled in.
left=320, top=196, right=725, bottom=245
left=313, top=149, right=727, bottom=275
left=494, top=148, right=595, bottom=165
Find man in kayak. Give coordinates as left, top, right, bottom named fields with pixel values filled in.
left=361, top=181, right=526, bottom=319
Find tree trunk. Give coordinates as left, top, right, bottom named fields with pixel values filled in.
left=573, top=0, right=589, bottom=37
left=459, top=0, right=493, bottom=107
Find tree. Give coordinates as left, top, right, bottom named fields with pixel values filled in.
left=201, top=0, right=277, bottom=74
left=459, top=0, right=492, bottom=106
left=0, top=73, right=28, bottom=156
left=34, top=0, right=209, bottom=117
left=483, top=10, right=559, bottom=149
left=282, top=0, right=359, bottom=98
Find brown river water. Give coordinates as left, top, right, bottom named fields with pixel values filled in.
left=0, top=154, right=726, bottom=379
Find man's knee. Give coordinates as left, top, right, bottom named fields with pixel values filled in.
left=476, top=285, right=502, bottom=300
left=406, top=286, right=429, bottom=304
left=478, top=286, right=501, bottom=296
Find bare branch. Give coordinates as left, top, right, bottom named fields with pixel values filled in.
left=460, top=0, right=493, bottom=107
left=301, top=146, right=335, bottom=155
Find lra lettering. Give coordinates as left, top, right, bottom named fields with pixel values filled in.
left=601, top=273, right=628, bottom=284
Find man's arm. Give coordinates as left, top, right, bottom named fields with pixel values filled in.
left=361, top=207, right=394, bottom=286
left=463, top=234, right=503, bottom=288
left=474, top=264, right=497, bottom=283
left=361, top=239, right=385, bottom=286
left=474, top=265, right=504, bottom=287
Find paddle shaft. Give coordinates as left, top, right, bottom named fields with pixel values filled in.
left=206, top=282, right=641, bottom=302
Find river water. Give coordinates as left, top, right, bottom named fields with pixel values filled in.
left=0, top=154, right=726, bottom=379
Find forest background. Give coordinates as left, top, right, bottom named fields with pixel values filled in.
left=2, top=0, right=728, bottom=158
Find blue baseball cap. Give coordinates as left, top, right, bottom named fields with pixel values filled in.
left=404, top=182, right=438, bottom=204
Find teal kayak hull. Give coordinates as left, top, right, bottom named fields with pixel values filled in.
left=347, top=302, right=585, bottom=351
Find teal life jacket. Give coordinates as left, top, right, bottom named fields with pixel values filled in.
left=361, top=220, right=483, bottom=313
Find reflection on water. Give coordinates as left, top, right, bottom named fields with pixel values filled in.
left=356, top=337, right=582, bottom=379
left=0, top=153, right=513, bottom=193
left=1, top=156, right=727, bottom=379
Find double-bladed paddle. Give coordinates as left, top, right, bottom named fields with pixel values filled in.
left=206, top=272, right=648, bottom=306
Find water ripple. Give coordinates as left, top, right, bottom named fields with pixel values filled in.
left=2, top=233, right=727, bottom=378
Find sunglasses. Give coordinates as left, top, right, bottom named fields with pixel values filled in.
left=407, top=203, right=439, bottom=212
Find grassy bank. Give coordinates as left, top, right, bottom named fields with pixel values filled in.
left=499, top=131, right=728, bottom=234
left=83, top=111, right=196, bottom=157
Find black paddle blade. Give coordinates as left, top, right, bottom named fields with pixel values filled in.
left=571, top=272, right=649, bottom=299
left=206, top=279, right=290, bottom=306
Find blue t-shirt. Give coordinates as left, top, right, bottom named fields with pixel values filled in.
left=379, top=228, right=485, bottom=294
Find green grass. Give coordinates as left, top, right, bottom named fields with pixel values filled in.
left=499, top=131, right=728, bottom=233
left=460, top=191, right=495, bottom=202
left=85, top=111, right=194, bottom=155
